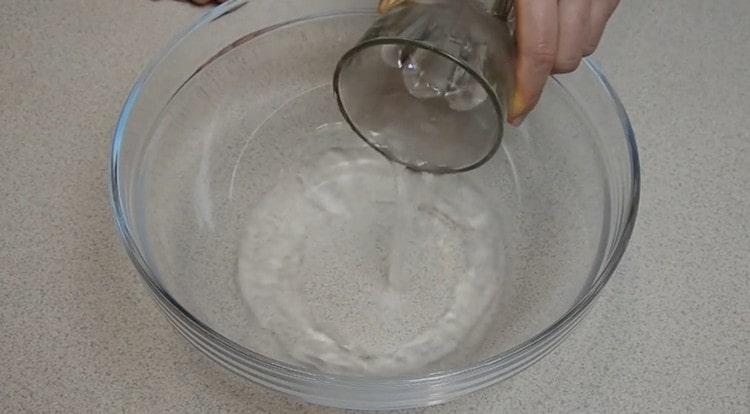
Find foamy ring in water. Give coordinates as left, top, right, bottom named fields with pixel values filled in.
left=238, top=147, right=504, bottom=375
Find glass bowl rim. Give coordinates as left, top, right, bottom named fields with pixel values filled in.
left=109, top=0, right=640, bottom=408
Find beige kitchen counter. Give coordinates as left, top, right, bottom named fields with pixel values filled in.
left=1, top=1, right=748, bottom=412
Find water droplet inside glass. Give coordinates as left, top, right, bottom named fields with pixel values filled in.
left=445, top=67, right=488, bottom=111
left=391, top=46, right=489, bottom=111
left=401, top=48, right=454, bottom=100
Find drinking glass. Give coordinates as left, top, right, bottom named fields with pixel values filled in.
left=334, top=0, right=515, bottom=173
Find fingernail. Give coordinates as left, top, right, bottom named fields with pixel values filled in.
left=508, top=91, right=525, bottom=126
left=378, top=0, right=407, bottom=14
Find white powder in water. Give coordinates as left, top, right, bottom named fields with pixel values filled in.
left=237, top=146, right=505, bottom=375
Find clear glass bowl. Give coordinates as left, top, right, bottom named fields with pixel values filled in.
left=110, top=0, right=640, bottom=410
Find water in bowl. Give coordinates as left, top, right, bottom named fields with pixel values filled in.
left=236, top=124, right=507, bottom=375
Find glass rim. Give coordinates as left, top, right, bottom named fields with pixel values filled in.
left=109, top=1, right=641, bottom=409
left=333, top=36, right=505, bottom=174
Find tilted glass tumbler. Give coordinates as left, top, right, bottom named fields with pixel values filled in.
left=334, top=0, right=515, bottom=173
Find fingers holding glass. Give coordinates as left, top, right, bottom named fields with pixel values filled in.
left=509, top=0, right=558, bottom=126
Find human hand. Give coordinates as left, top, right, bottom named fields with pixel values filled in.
left=508, top=0, right=619, bottom=125
left=378, top=0, right=620, bottom=126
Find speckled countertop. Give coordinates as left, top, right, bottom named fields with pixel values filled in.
left=1, top=0, right=749, bottom=412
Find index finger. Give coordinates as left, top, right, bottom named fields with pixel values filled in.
left=509, top=0, right=558, bottom=125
